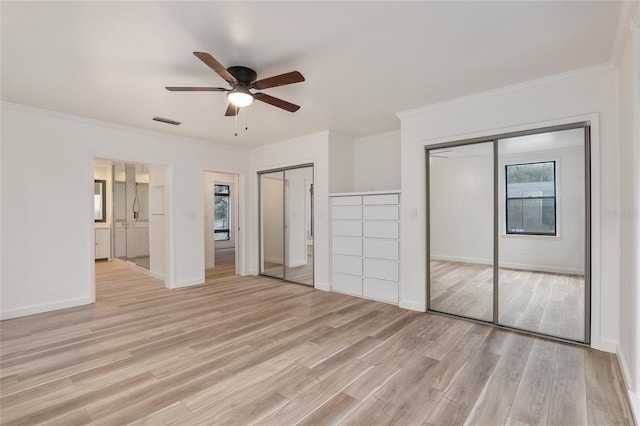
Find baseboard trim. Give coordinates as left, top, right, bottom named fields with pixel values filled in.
left=1, top=297, right=93, bottom=320
left=264, top=256, right=283, bottom=264
left=629, top=391, right=640, bottom=426
left=314, top=282, right=330, bottom=291
left=149, top=271, right=165, bottom=280
left=592, top=338, right=617, bottom=353
left=399, top=299, right=426, bottom=312
left=431, top=255, right=583, bottom=275
left=617, top=345, right=640, bottom=424
left=171, top=277, right=204, bottom=289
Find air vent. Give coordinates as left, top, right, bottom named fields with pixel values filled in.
left=153, top=117, right=181, bottom=126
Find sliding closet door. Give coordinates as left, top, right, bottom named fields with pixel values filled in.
left=259, top=165, right=314, bottom=285
left=260, top=171, right=285, bottom=279
left=428, top=142, right=494, bottom=322
left=498, top=128, right=587, bottom=341
left=283, top=166, right=314, bottom=285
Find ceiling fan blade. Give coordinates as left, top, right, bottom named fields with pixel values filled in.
left=252, top=71, right=305, bottom=90
left=165, top=87, right=228, bottom=91
left=253, top=93, right=300, bottom=112
left=225, top=103, right=239, bottom=117
left=193, top=52, right=237, bottom=85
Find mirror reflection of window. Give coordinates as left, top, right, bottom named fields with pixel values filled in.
left=214, top=184, right=231, bottom=241
left=94, top=180, right=106, bottom=222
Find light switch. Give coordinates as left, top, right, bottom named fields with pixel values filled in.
left=409, top=208, right=417, bottom=219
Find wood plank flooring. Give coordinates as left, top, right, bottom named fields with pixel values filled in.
left=0, top=257, right=633, bottom=425
left=431, top=260, right=585, bottom=341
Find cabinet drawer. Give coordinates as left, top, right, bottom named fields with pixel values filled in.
left=363, top=194, right=399, bottom=205
left=363, top=221, right=398, bottom=239
left=332, top=273, right=362, bottom=296
left=331, top=196, right=362, bottom=206
left=363, top=258, right=398, bottom=281
left=332, top=220, right=362, bottom=237
left=363, top=205, right=398, bottom=221
left=363, top=239, right=398, bottom=260
left=332, top=255, right=362, bottom=276
left=363, top=278, right=398, bottom=304
left=332, top=236, right=362, bottom=256
left=332, top=206, right=362, bottom=220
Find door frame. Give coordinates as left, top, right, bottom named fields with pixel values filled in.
left=425, top=121, right=592, bottom=344
left=203, top=170, right=241, bottom=273
left=257, top=163, right=315, bottom=285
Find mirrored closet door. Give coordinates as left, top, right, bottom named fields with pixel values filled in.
left=427, top=124, right=590, bottom=343
left=427, top=142, right=494, bottom=322
left=259, top=165, right=314, bottom=285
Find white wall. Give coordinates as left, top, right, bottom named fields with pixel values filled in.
left=398, top=66, right=618, bottom=352
left=430, top=151, right=494, bottom=265
left=328, top=132, right=355, bottom=193
left=616, top=5, right=640, bottom=417
left=0, top=102, right=249, bottom=318
left=354, top=131, right=401, bottom=191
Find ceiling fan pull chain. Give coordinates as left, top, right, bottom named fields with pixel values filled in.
left=245, top=109, right=248, bottom=131
left=234, top=106, right=239, bottom=136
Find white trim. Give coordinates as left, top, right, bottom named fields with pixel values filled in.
left=264, top=256, right=284, bottom=264
left=0, top=297, right=92, bottom=320
left=171, top=277, right=205, bottom=289
left=314, top=282, right=331, bottom=291
left=1, top=101, right=249, bottom=153
left=397, top=65, right=613, bottom=119
left=617, top=345, right=640, bottom=423
left=430, top=255, right=492, bottom=265
left=430, top=255, right=582, bottom=276
left=399, top=299, right=426, bottom=312
left=354, top=130, right=401, bottom=143
left=149, top=271, right=165, bottom=280
left=419, top=112, right=603, bottom=349
left=610, top=0, right=640, bottom=66
left=330, top=190, right=401, bottom=197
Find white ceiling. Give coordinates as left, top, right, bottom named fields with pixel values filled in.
left=0, top=1, right=622, bottom=148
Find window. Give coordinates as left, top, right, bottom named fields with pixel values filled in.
left=505, top=161, right=556, bottom=236
left=214, top=184, right=230, bottom=241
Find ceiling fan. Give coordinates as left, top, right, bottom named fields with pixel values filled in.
left=166, top=52, right=305, bottom=116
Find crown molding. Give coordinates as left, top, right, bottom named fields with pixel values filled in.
left=610, top=0, right=639, bottom=67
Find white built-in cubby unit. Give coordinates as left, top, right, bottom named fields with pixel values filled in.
left=330, top=191, right=400, bottom=304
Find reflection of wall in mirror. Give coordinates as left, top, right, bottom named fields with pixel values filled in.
left=262, top=176, right=284, bottom=265
left=430, top=134, right=585, bottom=275
left=285, top=168, right=312, bottom=268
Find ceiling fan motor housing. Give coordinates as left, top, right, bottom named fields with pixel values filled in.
left=227, top=66, right=257, bottom=85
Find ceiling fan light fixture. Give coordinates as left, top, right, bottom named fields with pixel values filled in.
left=227, top=87, right=254, bottom=107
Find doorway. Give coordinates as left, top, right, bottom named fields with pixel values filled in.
left=204, top=171, right=239, bottom=277
left=259, top=164, right=314, bottom=286
left=112, top=162, right=151, bottom=269
left=426, top=124, right=590, bottom=343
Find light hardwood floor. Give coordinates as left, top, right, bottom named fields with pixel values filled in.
left=431, top=260, right=585, bottom=342
left=0, top=260, right=634, bottom=425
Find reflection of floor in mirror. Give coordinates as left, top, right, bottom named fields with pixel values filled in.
left=430, top=259, right=585, bottom=341
left=263, top=245, right=313, bottom=285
